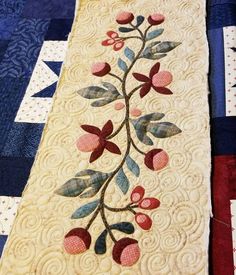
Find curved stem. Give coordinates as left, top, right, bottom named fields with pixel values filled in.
left=85, top=24, right=151, bottom=241
left=104, top=203, right=138, bottom=212
left=131, top=138, right=146, bottom=155
left=107, top=119, right=126, bottom=139
left=108, top=72, right=122, bottom=83
left=85, top=205, right=100, bottom=230
left=128, top=84, right=143, bottom=98
left=121, top=36, right=143, bottom=41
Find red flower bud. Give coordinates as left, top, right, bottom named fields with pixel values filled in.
left=116, top=11, right=134, bottom=24
left=63, top=228, right=91, bottom=254
left=135, top=213, right=152, bottom=230
left=144, top=149, right=169, bottom=171
left=112, top=237, right=140, bottom=266
left=76, top=133, right=100, bottom=152
left=148, top=13, right=165, bottom=25
left=91, top=62, right=111, bottom=77
left=130, top=186, right=145, bottom=203
left=138, top=198, right=160, bottom=209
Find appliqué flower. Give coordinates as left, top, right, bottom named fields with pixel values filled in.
left=148, top=13, right=165, bottom=25
left=133, top=62, right=173, bottom=98
left=102, top=31, right=125, bottom=51
left=144, top=149, right=169, bottom=171
left=116, top=11, right=134, bottom=24
left=77, top=120, right=121, bottom=163
left=91, top=62, right=111, bottom=77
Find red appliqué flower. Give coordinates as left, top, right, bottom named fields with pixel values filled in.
left=133, top=62, right=173, bottom=98
left=76, top=120, right=121, bottom=163
left=102, top=31, right=125, bottom=51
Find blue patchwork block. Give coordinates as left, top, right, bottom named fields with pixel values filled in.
left=207, top=3, right=236, bottom=29
left=22, top=0, right=76, bottom=19
left=45, top=19, right=73, bottom=40
left=0, top=157, right=34, bottom=196
left=0, top=40, right=10, bottom=63
left=0, top=19, right=50, bottom=78
left=2, top=123, right=44, bottom=158
left=0, top=77, right=30, bottom=152
left=208, top=28, right=226, bottom=118
left=0, top=0, right=26, bottom=19
left=0, top=18, right=18, bottom=40
left=212, top=117, right=236, bottom=155
left=0, top=235, right=7, bottom=257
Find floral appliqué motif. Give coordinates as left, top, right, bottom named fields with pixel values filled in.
left=55, top=11, right=181, bottom=266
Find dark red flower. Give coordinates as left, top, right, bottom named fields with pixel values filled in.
left=91, top=62, right=111, bottom=77
left=132, top=62, right=173, bottom=98
left=102, top=31, right=125, bottom=51
left=112, top=237, right=140, bottom=266
left=148, top=13, right=165, bottom=25
left=63, top=227, right=91, bottom=254
left=77, top=120, right=121, bottom=163
left=144, top=149, right=169, bottom=171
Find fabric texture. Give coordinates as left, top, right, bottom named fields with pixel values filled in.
left=0, top=0, right=211, bottom=274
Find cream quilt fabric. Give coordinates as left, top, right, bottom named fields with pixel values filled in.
left=0, top=0, right=211, bottom=274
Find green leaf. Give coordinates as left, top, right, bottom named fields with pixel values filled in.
left=115, top=168, right=130, bottom=194
left=55, top=178, right=88, bottom=197
left=147, top=122, right=182, bottom=138
left=142, top=53, right=167, bottom=60
left=118, top=58, right=128, bottom=72
left=138, top=112, right=165, bottom=123
left=102, top=82, right=121, bottom=97
left=118, top=27, right=134, bottom=33
left=135, top=15, right=145, bottom=27
left=155, top=41, right=181, bottom=53
left=126, top=155, right=140, bottom=177
left=91, top=98, right=117, bottom=107
left=77, top=86, right=109, bottom=99
left=146, top=29, right=164, bottom=41
left=131, top=119, right=154, bottom=146
left=71, top=200, right=99, bottom=219
left=94, top=222, right=135, bottom=255
left=124, top=47, right=135, bottom=62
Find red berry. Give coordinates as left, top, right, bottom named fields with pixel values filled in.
left=135, top=213, right=152, bottom=230
left=144, top=149, right=169, bottom=171
left=63, top=228, right=91, bottom=254
left=116, top=11, right=134, bottom=24
left=138, top=198, right=160, bottom=209
left=91, top=62, right=111, bottom=77
left=148, top=13, right=165, bottom=25
left=130, top=186, right=145, bottom=203
left=112, top=237, right=140, bottom=266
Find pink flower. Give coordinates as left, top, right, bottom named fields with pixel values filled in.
left=102, top=31, right=125, bottom=51
left=133, top=62, right=173, bottom=98
left=135, top=212, right=152, bottom=230
left=63, top=228, right=91, bottom=254
left=138, top=198, right=160, bottom=209
left=148, top=13, right=165, bottom=25
left=91, top=62, right=111, bottom=77
left=144, top=149, right=169, bottom=171
left=116, top=11, right=134, bottom=24
left=77, top=120, right=121, bottom=163
left=112, top=237, right=140, bottom=266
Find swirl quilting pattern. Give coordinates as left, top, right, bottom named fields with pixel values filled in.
left=0, top=0, right=211, bottom=274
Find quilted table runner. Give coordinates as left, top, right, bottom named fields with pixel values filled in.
left=0, top=0, right=211, bottom=274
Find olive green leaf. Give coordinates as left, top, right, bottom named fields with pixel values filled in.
left=71, top=200, right=100, bottom=219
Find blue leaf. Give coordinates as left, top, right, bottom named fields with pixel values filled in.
left=110, top=222, right=135, bottom=234
left=126, top=155, right=140, bottom=177
left=119, top=27, right=134, bottom=33
left=71, top=200, right=99, bottom=219
left=124, top=47, right=135, bottom=62
left=135, top=15, right=145, bottom=27
left=146, top=29, right=164, bottom=41
left=115, top=168, right=130, bottom=194
left=118, top=58, right=128, bottom=72
left=95, top=230, right=108, bottom=254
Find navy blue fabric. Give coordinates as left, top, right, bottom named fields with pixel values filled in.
left=207, top=3, right=236, bottom=29
left=0, top=40, right=9, bottom=63
left=0, top=0, right=26, bottom=19
left=43, top=61, right=62, bottom=76
left=0, top=77, right=30, bottom=152
left=0, top=157, right=34, bottom=196
left=0, top=236, right=7, bottom=257
left=45, top=19, right=73, bottom=40
left=212, top=117, right=236, bottom=155
left=22, top=0, right=76, bottom=19
left=208, top=28, right=226, bottom=117
left=2, top=123, right=44, bottom=157
left=0, top=18, right=19, bottom=40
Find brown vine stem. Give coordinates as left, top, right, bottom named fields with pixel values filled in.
left=108, top=72, right=122, bottom=83
left=104, top=203, right=138, bottom=213
left=131, top=138, right=146, bottom=155
left=85, top=24, right=151, bottom=242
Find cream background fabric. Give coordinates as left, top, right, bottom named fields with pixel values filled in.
left=0, top=0, right=211, bottom=274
